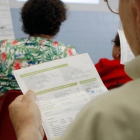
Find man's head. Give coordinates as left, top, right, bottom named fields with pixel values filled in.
left=119, top=0, right=140, bottom=56
left=105, top=0, right=140, bottom=56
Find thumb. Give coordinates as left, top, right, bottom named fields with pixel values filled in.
left=23, top=90, right=36, bottom=103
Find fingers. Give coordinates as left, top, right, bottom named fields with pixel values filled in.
left=23, top=90, right=36, bottom=103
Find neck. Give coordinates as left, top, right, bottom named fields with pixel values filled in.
left=30, top=34, right=53, bottom=39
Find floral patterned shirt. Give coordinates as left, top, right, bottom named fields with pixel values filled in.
left=0, top=37, right=77, bottom=96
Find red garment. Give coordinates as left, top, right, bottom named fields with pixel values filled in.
left=0, top=90, right=47, bottom=140
left=95, top=58, right=132, bottom=90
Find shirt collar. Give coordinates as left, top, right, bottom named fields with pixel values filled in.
left=28, top=36, right=52, bottom=41
left=125, top=55, right=140, bottom=79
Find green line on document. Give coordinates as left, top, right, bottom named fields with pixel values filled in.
left=20, top=64, right=68, bottom=78
left=80, top=78, right=96, bottom=84
left=36, top=82, right=77, bottom=95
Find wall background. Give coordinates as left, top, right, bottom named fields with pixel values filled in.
left=10, top=0, right=119, bottom=63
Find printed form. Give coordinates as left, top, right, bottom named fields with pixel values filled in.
left=13, top=53, right=108, bottom=140
left=40, top=91, right=91, bottom=140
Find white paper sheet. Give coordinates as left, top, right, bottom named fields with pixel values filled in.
left=41, top=91, right=91, bottom=140
left=118, top=28, right=134, bottom=65
left=13, top=53, right=108, bottom=140
left=13, top=53, right=107, bottom=100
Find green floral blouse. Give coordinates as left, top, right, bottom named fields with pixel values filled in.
left=0, top=37, right=77, bottom=96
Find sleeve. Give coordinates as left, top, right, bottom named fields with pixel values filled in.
left=95, top=58, right=109, bottom=76
left=63, top=46, right=78, bottom=57
left=60, top=86, right=140, bottom=140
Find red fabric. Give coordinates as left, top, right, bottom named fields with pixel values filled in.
left=0, top=90, right=47, bottom=140
left=95, top=58, right=132, bottom=90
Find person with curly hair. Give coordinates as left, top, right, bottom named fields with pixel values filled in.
left=0, top=0, right=77, bottom=96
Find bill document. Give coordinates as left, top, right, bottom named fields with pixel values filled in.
left=13, top=53, right=108, bottom=140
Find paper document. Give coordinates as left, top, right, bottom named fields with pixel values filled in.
left=41, top=91, right=91, bottom=140
left=13, top=53, right=107, bottom=100
left=118, top=29, right=134, bottom=65
left=13, top=53, right=108, bottom=140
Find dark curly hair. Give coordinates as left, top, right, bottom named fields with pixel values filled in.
left=21, top=0, right=67, bottom=36
left=112, top=33, right=120, bottom=47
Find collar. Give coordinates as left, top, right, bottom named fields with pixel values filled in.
left=28, top=36, right=52, bottom=41
left=125, top=55, right=140, bottom=79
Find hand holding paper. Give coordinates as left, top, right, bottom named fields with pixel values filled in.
left=13, top=53, right=108, bottom=140
left=9, top=90, right=44, bottom=140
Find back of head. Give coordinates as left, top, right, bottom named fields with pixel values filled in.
left=21, top=0, right=67, bottom=36
left=112, top=33, right=120, bottom=47
left=112, top=33, right=120, bottom=60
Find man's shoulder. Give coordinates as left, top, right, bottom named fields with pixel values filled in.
left=66, top=79, right=140, bottom=140
left=84, top=79, right=140, bottom=117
